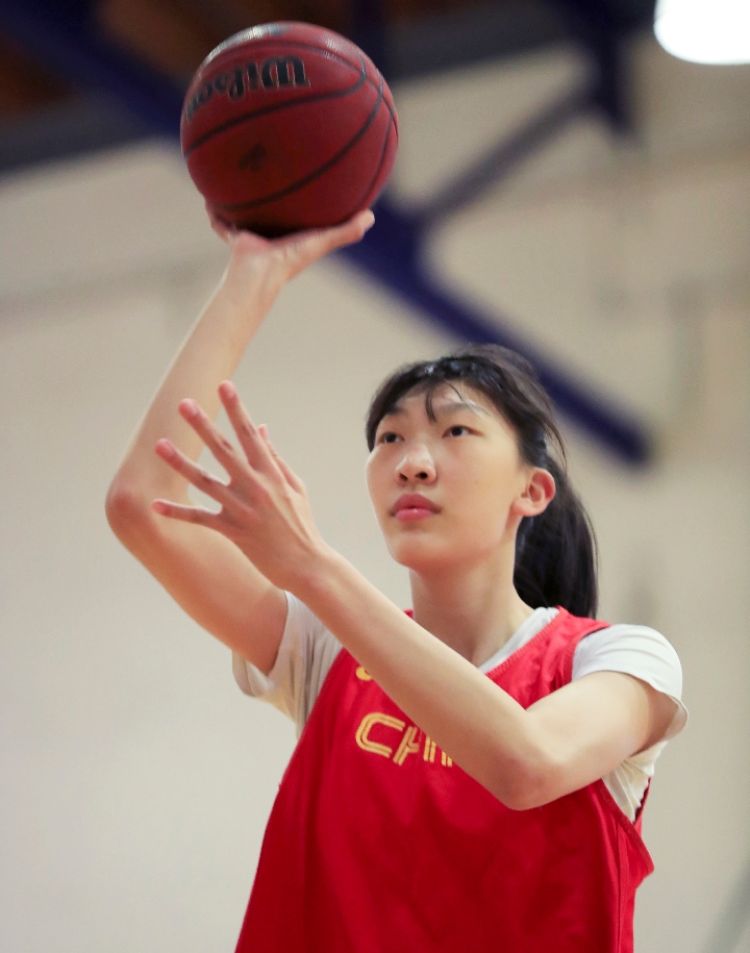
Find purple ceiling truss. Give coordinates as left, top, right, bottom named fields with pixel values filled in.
left=1, top=0, right=651, bottom=463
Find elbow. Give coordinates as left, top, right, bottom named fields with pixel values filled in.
left=489, top=750, right=561, bottom=813
left=499, top=784, right=549, bottom=813
left=105, top=478, right=156, bottom=545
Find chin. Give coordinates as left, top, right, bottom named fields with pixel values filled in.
left=387, top=536, right=462, bottom=574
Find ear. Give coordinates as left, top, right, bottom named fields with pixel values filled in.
left=513, top=467, right=556, bottom=518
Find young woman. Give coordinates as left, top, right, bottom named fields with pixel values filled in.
left=106, top=210, right=686, bottom=953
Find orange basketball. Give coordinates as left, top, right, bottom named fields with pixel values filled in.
left=180, top=22, right=399, bottom=236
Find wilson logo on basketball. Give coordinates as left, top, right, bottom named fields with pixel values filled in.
left=185, top=57, right=311, bottom=121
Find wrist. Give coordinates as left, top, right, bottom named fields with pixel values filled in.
left=218, top=259, right=284, bottom=316
left=289, top=543, right=348, bottom=606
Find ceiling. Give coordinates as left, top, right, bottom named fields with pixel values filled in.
left=0, top=0, right=654, bottom=176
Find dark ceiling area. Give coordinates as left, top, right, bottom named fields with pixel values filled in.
left=0, top=0, right=654, bottom=176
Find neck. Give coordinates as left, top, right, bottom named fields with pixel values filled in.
left=408, top=547, right=534, bottom=666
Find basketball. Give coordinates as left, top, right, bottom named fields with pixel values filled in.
left=179, top=21, right=399, bottom=236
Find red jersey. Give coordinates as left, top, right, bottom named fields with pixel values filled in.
left=235, top=608, right=654, bottom=952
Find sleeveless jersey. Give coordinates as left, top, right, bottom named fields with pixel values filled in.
left=235, top=608, right=654, bottom=953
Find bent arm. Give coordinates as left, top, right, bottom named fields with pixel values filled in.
left=106, top=252, right=286, bottom=670
left=294, top=550, right=679, bottom=810
left=142, top=378, right=679, bottom=808
left=106, top=214, right=374, bottom=671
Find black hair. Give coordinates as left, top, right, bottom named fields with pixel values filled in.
left=365, top=344, right=598, bottom=617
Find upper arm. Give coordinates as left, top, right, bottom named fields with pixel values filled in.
left=106, top=488, right=287, bottom=674
left=516, top=671, right=678, bottom=810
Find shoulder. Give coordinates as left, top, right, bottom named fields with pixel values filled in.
left=233, top=593, right=342, bottom=725
left=572, top=621, right=687, bottom=739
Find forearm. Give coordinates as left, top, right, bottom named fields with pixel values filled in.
left=108, top=211, right=374, bottom=505
left=295, top=549, right=543, bottom=805
left=109, top=274, right=278, bottom=500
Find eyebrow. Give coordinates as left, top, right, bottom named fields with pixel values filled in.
left=380, top=399, right=493, bottom=422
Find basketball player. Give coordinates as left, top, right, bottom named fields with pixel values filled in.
left=106, top=210, right=686, bottom=952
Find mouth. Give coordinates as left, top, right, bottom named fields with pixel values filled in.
left=391, top=495, right=440, bottom=521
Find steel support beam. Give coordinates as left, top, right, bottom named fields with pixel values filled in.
left=0, top=0, right=183, bottom=137
left=340, top=199, right=649, bottom=463
left=0, top=0, right=651, bottom=463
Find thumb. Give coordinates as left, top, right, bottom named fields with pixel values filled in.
left=281, top=209, right=375, bottom=276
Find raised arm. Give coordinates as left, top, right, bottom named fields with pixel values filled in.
left=147, top=392, right=679, bottom=809
left=105, top=211, right=374, bottom=673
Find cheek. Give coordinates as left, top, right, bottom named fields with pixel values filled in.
left=451, top=459, right=522, bottom=525
left=449, top=444, right=515, bottom=491
left=365, top=458, right=387, bottom=512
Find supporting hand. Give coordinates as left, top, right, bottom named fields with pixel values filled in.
left=209, top=205, right=376, bottom=312
left=152, top=381, right=330, bottom=593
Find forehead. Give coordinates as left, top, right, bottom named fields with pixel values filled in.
left=382, top=382, right=501, bottom=421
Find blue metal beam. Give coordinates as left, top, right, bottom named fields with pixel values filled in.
left=0, top=0, right=651, bottom=463
left=415, top=83, right=593, bottom=227
left=340, top=199, right=650, bottom=464
left=546, top=0, right=633, bottom=133
left=0, top=0, right=183, bottom=137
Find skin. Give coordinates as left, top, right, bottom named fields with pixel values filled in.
left=108, top=210, right=677, bottom=811
left=106, top=211, right=375, bottom=674
left=365, top=385, right=555, bottom=665
left=149, top=381, right=676, bottom=812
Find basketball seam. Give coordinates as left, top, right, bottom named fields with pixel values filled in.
left=183, top=65, right=366, bottom=158
left=350, top=104, right=397, bottom=214
left=182, top=41, right=396, bottom=154
left=201, top=37, right=365, bottom=82
left=214, top=69, right=387, bottom=213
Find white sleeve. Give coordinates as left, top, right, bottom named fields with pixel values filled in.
left=231, top=591, right=342, bottom=735
left=573, top=623, right=688, bottom=740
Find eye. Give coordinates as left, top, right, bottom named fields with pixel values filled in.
left=377, top=431, right=401, bottom=444
left=445, top=424, right=471, bottom=437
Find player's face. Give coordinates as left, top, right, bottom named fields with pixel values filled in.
left=366, top=383, right=539, bottom=574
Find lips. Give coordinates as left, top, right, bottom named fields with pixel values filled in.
left=391, top=494, right=440, bottom=517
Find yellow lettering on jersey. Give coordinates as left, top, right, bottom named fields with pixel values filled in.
left=355, top=666, right=373, bottom=681
left=424, top=735, right=452, bottom=767
left=355, top=712, right=405, bottom=758
left=393, top=725, right=421, bottom=766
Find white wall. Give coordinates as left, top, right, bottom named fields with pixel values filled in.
left=1, top=34, right=749, bottom=953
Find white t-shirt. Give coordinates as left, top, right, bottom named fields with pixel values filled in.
left=233, top=595, right=687, bottom=821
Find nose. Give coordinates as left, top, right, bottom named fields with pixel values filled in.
left=396, top=445, right=436, bottom=484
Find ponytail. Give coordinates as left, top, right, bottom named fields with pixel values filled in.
left=514, top=457, right=598, bottom=617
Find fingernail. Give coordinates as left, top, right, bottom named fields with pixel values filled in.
left=363, top=210, right=375, bottom=231
left=179, top=398, right=198, bottom=417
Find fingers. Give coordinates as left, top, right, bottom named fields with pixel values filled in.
left=177, top=399, right=243, bottom=476
left=216, top=382, right=273, bottom=470
left=311, top=209, right=375, bottom=259
left=151, top=497, right=221, bottom=528
left=205, top=201, right=237, bottom=243
left=277, top=209, right=375, bottom=277
left=154, top=438, right=228, bottom=502
left=217, top=382, right=304, bottom=492
left=323, top=209, right=376, bottom=251
left=258, top=424, right=304, bottom=493
left=279, top=208, right=374, bottom=247
left=156, top=384, right=301, bottom=506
